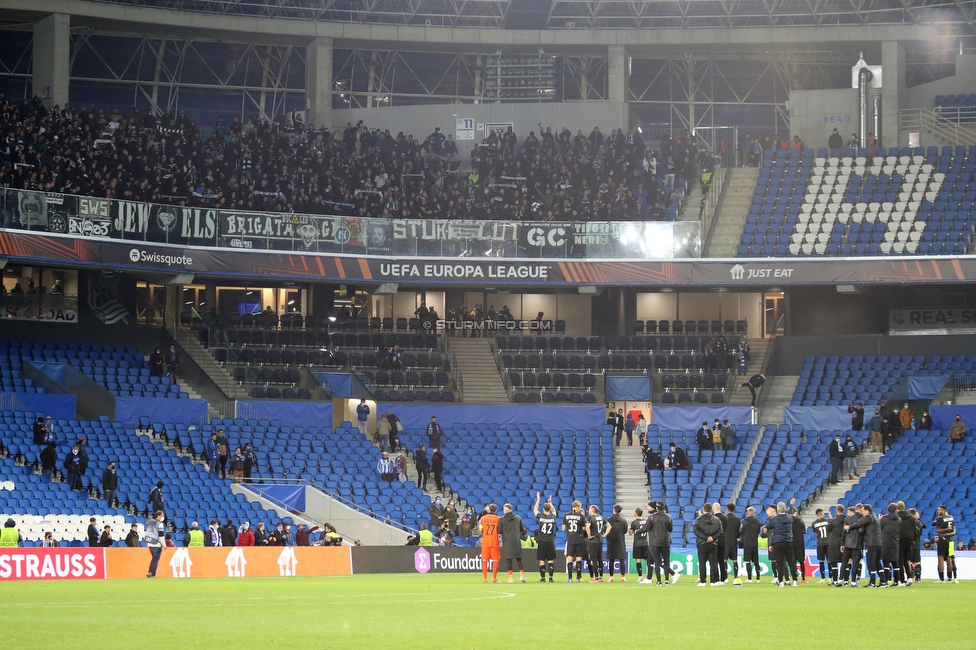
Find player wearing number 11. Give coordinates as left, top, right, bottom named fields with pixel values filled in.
left=479, top=504, right=500, bottom=583
left=533, top=492, right=557, bottom=582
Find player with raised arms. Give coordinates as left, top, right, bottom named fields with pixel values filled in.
left=533, top=492, right=557, bottom=582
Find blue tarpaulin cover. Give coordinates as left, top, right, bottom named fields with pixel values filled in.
left=314, top=373, right=374, bottom=399
left=375, top=404, right=607, bottom=432
left=1, top=392, right=75, bottom=420
left=27, top=362, right=67, bottom=386
left=605, top=376, right=651, bottom=401
left=783, top=406, right=851, bottom=432
left=116, top=397, right=208, bottom=426
left=650, top=406, right=752, bottom=431
left=236, top=400, right=333, bottom=429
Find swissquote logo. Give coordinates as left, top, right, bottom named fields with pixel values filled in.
left=729, top=264, right=794, bottom=280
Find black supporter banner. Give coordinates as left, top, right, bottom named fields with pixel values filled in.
left=0, top=188, right=697, bottom=260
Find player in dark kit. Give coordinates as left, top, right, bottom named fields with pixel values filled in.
left=838, top=503, right=863, bottom=586
left=629, top=508, right=649, bottom=581
left=562, top=500, right=587, bottom=583
left=533, top=492, right=557, bottom=582
left=603, top=505, right=629, bottom=582
left=811, top=508, right=830, bottom=583
left=933, top=505, right=958, bottom=583
left=789, top=507, right=807, bottom=583
left=724, top=503, right=741, bottom=581
left=826, top=505, right=847, bottom=585
left=585, top=505, right=606, bottom=582
left=740, top=506, right=762, bottom=582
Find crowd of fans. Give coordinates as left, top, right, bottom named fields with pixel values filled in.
left=0, top=93, right=712, bottom=222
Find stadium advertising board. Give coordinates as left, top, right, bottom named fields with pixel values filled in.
left=0, top=188, right=697, bottom=260
left=104, top=546, right=351, bottom=579
left=4, top=227, right=976, bottom=287
left=0, top=547, right=105, bottom=580
left=890, top=309, right=976, bottom=335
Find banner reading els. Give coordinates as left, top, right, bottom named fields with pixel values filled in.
left=0, top=548, right=105, bottom=580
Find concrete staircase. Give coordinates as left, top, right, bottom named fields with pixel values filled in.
left=676, top=184, right=705, bottom=223
left=705, top=167, right=759, bottom=258
left=801, top=449, right=884, bottom=515
left=613, top=444, right=650, bottom=517
left=169, top=327, right=247, bottom=400
left=726, top=337, right=770, bottom=406
left=447, top=338, right=510, bottom=403
left=757, top=375, right=800, bottom=425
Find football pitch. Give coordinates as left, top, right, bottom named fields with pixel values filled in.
left=1, top=574, right=968, bottom=649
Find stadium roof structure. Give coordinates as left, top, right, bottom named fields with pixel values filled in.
left=6, top=0, right=972, bottom=35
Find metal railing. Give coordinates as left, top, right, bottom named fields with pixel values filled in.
left=901, top=107, right=976, bottom=148
left=702, top=165, right=733, bottom=256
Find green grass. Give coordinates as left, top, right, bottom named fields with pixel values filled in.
left=1, top=574, right=968, bottom=649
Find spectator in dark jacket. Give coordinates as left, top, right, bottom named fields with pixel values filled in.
left=219, top=519, right=237, bottom=547
left=431, top=447, right=445, bottom=492
left=253, top=522, right=268, bottom=546
left=40, top=442, right=58, bottom=474
left=32, top=417, right=45, bottom=445
left=101, top=461, right=118, bottom=506
left=415, top=445, right=430, bottom=490
left=87, top=517, right=100, bottom=547
left=99, top=525, right=114, bottom=547
left=828, top=434, right=844, bottom=485
left=124, top=524, right=140, bottom=547
left=668, top=442, right=691, bottom=471
left=847, top=403, right=864, bottom=431
left=149, top=481, right=165, bottom=513
left=64, top=445, right=83, bottom=490
left=917, top=411, right=933, bottom=431
left=295, top=524, right=320, bottom=546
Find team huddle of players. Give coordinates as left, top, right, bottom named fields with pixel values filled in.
left=478, top=494, right=678, bottom=585
left=810, top=502, right=959, bottom=587
left=476, top=495, right=960, bottom=587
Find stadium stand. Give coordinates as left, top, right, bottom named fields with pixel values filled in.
left=644, top=423, right=759, bottom=546
left=0, top=411, right=273, bottom=545
left=792, top=354, right=976, bottom=406
left=934, top=94, right=976, bottom=122
left=1, top=340, right=183, bottom=399
left=209, top=330, right=457, bottom=401
left=392, top=422, right=615, bottom=547
left=0, top=97, right=690, bottom=223
left=843, top=429, right=975, bottom=546
left=741, top=147, right=976, bottom=256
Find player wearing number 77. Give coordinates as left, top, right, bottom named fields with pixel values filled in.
left=533, top=492, right=558, bottom=582
left=479, top=504, right=501, bottom=583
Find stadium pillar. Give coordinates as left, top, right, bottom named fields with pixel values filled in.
left=881, top=42, right=906, bottom=148
left=32, top=14, right=70, bottom=109
left=306, top=36, right=333, bottom=129
left=608, top=46, right=630, bottom=104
